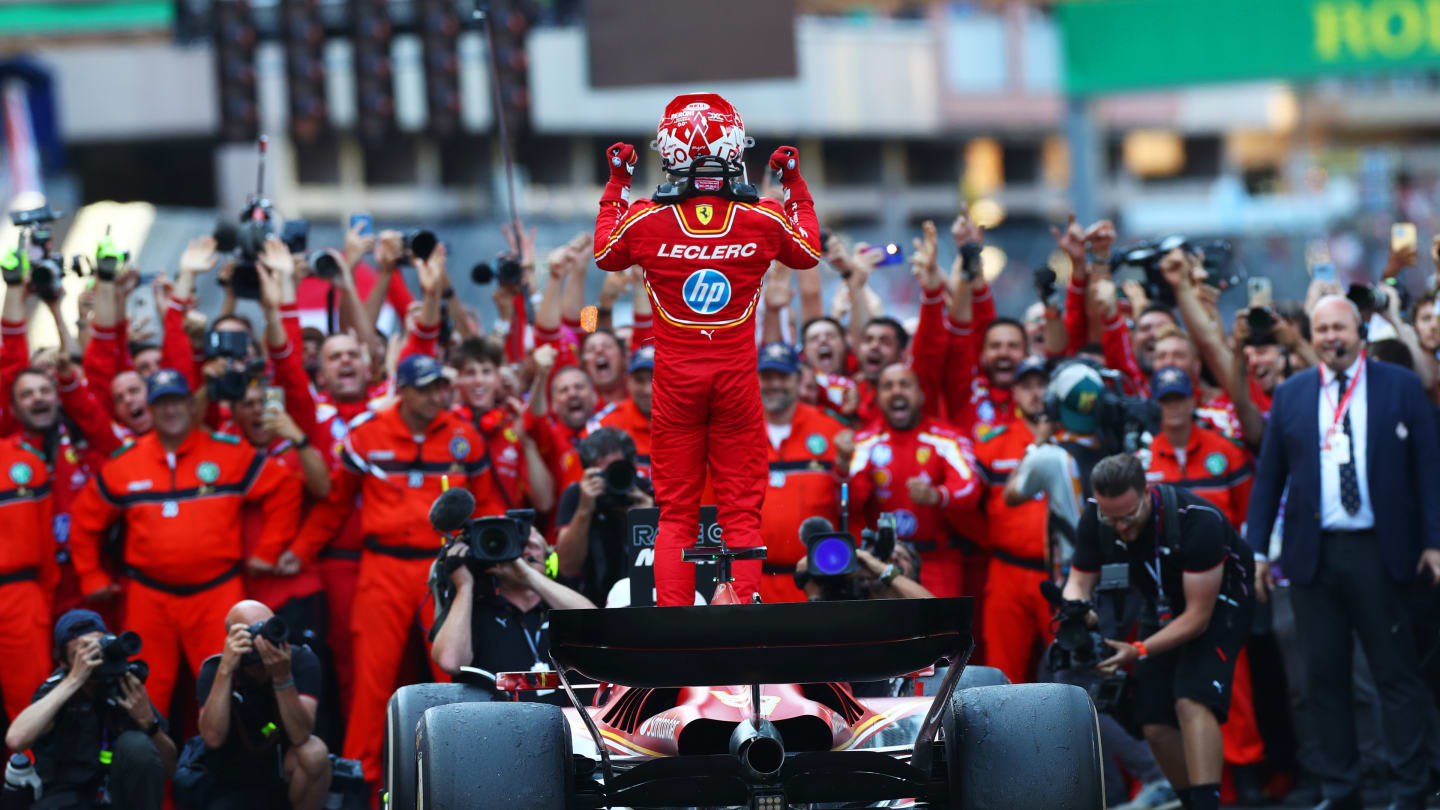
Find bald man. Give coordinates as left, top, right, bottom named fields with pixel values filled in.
left=195, top=600, right=331, bottom=810
left=1248, top=295, right=1440, bottom=810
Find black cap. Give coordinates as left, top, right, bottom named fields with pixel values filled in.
left=53, top=608, right=108, bottom=650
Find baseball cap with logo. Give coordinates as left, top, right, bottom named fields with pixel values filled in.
left=396, top=354, right=446, bottom=389
left=1046, top=362, right=1105, bottom=434
left=628, top=345, right=655, bottom=375
left=1150, top=365, right=1194, bottom=401
left=146, top=369, right=191, bottom=403
left=756, top=342, right=800, bottom=375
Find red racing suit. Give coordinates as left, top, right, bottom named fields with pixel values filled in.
left=846, top=417, right=983, bottom=598
left=594, top=179, right=821, bottom=606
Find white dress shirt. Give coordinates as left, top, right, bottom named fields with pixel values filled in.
left=1318, top=353, right=1374, bottom=530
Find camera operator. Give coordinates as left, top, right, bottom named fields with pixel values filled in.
left=192, top=600, right=330, bottom=810
left=5, top=610, right=175, bottom=810
left=430, top=526, right=596, bottom=687
left=554, top=428, right=654, bottom=604
left=1065, top=454, right=1254, bottom=810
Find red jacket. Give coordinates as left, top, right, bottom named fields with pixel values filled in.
left=593, top=194, right=821, bottom=353
left=760, top=404, right=847, bottom=568
left=290, top=403, right=503, bottom=562
left=1146, top=423, right=1253, bottom=529
left=846, top=417, right=982, bottom=546
left=0, top=436, right=57, bottom=587
left=590, top=398, right=652, bottom=478
left=69, top=429, right=303, bottom=594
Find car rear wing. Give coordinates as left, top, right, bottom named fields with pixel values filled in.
left=547, top=597, right=972, bottom=688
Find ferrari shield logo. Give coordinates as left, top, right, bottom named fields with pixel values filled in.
left=696, top=204, right=714, bottom=225
left=916, top=447, right=932, bottom=465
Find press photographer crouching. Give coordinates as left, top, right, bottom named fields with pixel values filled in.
left=184, top=600, right=329, bottom=810
left=428, top=492, right=596, bottom=695
left=792, top=515, right=933, bottom=602
left=4, top=610, right=176, bottom=810
left=1063, top=454, right=1253, bottom=810
left=554, top=428, right=655, bottom=604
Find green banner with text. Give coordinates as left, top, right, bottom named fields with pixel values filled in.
left=1057, top=0, right=1440, bottom=94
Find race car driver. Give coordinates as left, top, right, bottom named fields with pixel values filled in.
left=592, top=92, right=821, bottom=606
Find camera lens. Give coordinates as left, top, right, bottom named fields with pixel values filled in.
left=1246, top=307, right=1275, bottom=331
left=603, top=459, right=635, bottom=495
left=810, top=536, right=855, bottom=576
left=407, top=229, right=438, bottom=261
left=477, top=527, right=510, bottom=559
left=471, top=262, right=495, bottom=285
left=309, top=250, right=340, bottom=279
left=497, top=257, right=523, bottom=286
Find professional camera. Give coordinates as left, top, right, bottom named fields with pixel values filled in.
left=213, top=137, right=307, bottom=299
left=94, top=631, right=150, bottom=703
left=471, top=253, right=523, bottom=286
left=800, top=513, right=900, bottom=601
left=241, top=616, right=289, bottom=667
left=405, top=229, right=438, bottom=262
left=309, top=249, right=341, bottom=280
left=6, top=206, right=70, bottom=302
left=597, top=458, right=638, bottom=510
left=95, top=229, right=128, bottom=283
left=1040, top=581, right=1110, bottom=672
left=455, top=508, right=537, bottom=565
left=1093, top=378, right=1160, bottom=455
left=205, top=330, right=256, bottom=401
left=1347, top=280, right=1402, bottom=316
left=1111, top=235, right=1237, bottom=308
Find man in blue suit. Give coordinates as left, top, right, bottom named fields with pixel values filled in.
left=1248, top=294, right=1440, bottom=810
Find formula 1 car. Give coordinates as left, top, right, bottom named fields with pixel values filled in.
left=384, top=592, right=1103, bottom=810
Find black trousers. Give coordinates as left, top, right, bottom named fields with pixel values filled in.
left=1291, top=530, right=1432, bottom=802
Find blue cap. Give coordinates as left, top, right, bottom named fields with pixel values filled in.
left=628, top=345, right=655, bottom=375
left=54, top=609, right=108, bottom=650
left=1150, top=366, right=1194, bottom=400
left=396, top=354, right=446, bottom=389
left=757, top=342, right=800, bottom=375
left=146, top=368, right=191, bottom=403
left=1016, top=356, right=1048, bottom=382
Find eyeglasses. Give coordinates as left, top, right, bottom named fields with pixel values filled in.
left=1089, top=496, right=1146, bottom=528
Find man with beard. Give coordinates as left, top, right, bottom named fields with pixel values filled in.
left=947, top=318, right=1028, bottom=441
left=0, top=374, right=61, bottom=725
left=289, top=354, right=502, bottom=785
left=68, top=368, right=303, bottom=719
left=801, top=316, right=858, bottom=416
left=449, top=336, right=555, bottom=513
left=755, top=342, right=849, bottom=603
left=590, top=346, right=654, bottom=478
left=973, top=357, right=1064, bottom=683
left=847, top=365, right=981, bottom=598
left=580, top=329, right=628, bottom=408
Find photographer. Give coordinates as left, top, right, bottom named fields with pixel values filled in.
left=430, top=526, right=596, bottom=684
left=192, top=600, right=330, bottom=810
left=1065, top=454, right=1254, bottom=810
left=554, top=428, right=654, bottom=604
left=5, top=610, right=176, bottom=810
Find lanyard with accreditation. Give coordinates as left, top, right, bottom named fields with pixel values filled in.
left=1322, top=355, right=1364, bottom=466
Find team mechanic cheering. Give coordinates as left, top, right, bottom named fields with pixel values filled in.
left=593, top=93, right=821, bottom=606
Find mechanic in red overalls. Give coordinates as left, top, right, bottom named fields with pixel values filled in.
left=593, top=92, right=822, bottom=606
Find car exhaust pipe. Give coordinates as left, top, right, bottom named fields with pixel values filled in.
left=730, top=718, right=785, bottom=781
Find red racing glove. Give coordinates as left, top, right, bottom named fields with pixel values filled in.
left=607, top=142, right=637, bottom=183
left=769, top=146, right=802, bottom=184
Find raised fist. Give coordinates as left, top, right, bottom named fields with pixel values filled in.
left=607, top=143, right=637, bottom=182
left=769, top=146, right=801, bottom=183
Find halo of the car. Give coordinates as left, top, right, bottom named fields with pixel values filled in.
left=942, top=683, right=1104, bottom=809
left=417, top=702, right=571, bottom=810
